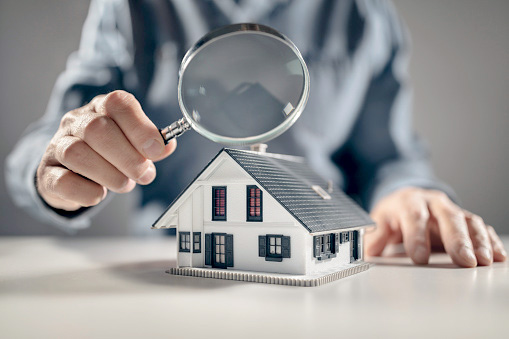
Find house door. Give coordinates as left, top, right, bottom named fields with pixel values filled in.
left=205, top=233, right=233, bottom=268
left=212, top=233, right=227, bottom=268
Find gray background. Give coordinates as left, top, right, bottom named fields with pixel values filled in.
left=1, top=0, right=508, bottom=236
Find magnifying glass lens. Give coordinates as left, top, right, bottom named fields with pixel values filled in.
left=180, top=32, right=306, bottom=140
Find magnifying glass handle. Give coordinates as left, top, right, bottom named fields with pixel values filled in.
left=159, top=118, right=191, bottom=145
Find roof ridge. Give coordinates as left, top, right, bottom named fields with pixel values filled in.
left=224, top=148, right=306, bottom=163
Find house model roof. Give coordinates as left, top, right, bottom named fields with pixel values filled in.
left=154, top=148, right=374, bottom=233
left=224, top=149, right=374, bottom=233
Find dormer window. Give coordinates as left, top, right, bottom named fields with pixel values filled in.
left=247, top=185, right=263, bottom=222
left=212, top=186, right=226, bottom=221
left=311, top=185, right=331, bottom=200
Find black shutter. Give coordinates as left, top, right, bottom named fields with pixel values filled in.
left=205, top=233, right=212, bottom=266
left=258, top=235, right=266, bottom=257
left=313, top=236, right=320, bottom=258
left=334, top=233, right=340, bottom=254
left=282, top=236, right=291, bottom=258
left=226, top=234, right=234, bottom=267
left=352, top=230, right=359, bottom=260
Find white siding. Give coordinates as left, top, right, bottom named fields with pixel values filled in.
left=192, top=186, right=204, bottom=267
left=203, top=223, right=308, bottom=275
left=177, top=197, right=192, bottom=267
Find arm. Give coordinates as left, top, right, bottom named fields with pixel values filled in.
left=5, top=0, right=174, bottom=232
left=333, top=1, right=506, bottom=266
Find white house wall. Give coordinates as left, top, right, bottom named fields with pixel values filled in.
left=177, top=195, right=193, bottom=268
left=175, top=153, right=308, bottom=275
left=204, top=224, right=308, bottom=275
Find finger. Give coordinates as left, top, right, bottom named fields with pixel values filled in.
left=429, top=198, right=477, bottom=267
left=36, top=180, right=81, bottom=211
left=96, top=91, right=166, bottom=160
left=153, top=138, right=177, bottom=162
left=399, top=198, right=431, bottom=265
left=465, top=213, right=492, bottom=266
left=487, top=226, right=507, bottom=262
left=365, top=214, right=391, bottom=256
left=40, top=166, right=107, bottom=208
left=387, top=227, right=403, bottom=244
left=63, top=110, right=156, bottom=185
left=54, top=136, right=136, bottom=194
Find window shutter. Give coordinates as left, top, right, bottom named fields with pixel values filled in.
left=225, top=234, right=234, bottom=267
left=313, top=236, right=320, bottom=258
left=282, top=236, right=291, bottom=258
left=334, top=233, right=340, bottom=254
left=205, top=233, right=212, bottom=266
left=258, top=235, right=266, bottom=257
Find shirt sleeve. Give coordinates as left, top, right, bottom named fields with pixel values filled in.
left=4, top=0, right=134, bottom=232
left=332, top=1, right=457, bottom=211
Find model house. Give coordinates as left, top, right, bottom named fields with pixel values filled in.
left=152, top=148, right=375, bottom=286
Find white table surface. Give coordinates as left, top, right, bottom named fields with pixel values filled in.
left=0, top=236, right=507, bottom=339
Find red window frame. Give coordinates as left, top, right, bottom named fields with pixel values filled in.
left=247, top=185, right=263, bottom=222
left=212, top=186, right=226, bottom=221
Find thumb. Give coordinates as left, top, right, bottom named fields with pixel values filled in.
left=153, top=139, right=177, bottom=162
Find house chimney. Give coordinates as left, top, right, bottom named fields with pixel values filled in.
left=327, top=180, right=333, bottom=193
left=250, top=143, right=268, bottom=153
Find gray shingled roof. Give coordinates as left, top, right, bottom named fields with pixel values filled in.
left=224, top=149, right=373, bottom=233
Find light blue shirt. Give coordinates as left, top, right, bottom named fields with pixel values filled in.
left=5, top=0, right=454, bottom=232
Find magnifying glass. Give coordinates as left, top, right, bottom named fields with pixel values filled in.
left=159, top=23, right=310, bottom=146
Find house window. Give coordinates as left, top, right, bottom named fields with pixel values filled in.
left=212, top=186, right=226, bottom=221
left=179, top=232, right=190, bottom=252
left=193, top=232, right=201, bottom=253
left=268, top=235, right=282, bottom=259
left=313, top=233, right=337, bottom=260
left=258, top=235, right=291, bottom=262
left=247, top=185, right=262, bottom=222
left=342, top=232, right=349, bottom=243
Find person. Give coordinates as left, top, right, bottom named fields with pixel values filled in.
left=6, top=0, right=506, bottom=267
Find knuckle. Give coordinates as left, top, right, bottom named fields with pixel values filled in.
left=409, top=207, right=430, bottom=224
left=82, top=115, right=115, bottom=141
left=472, top=232, right=489, bottom=245
left=110, top=175, right=131, bottom=192
left=59, top=112, right=75, bottom=130
left=441, top=205, right=465, bottom=221
left=60, top=138, right=87, bottom=165
left=103, top=90, right=137, bottom=114
left=449, top=235, right=470, bottom=252
left=89, top=94, right=106, bottom=108
left=434, top=191, right=450, bottom=203
left=471, top=214, right=484, bottom=226
left=399, top=187, right=419, bottom=199
left=123, top=157, right=149, bottom=179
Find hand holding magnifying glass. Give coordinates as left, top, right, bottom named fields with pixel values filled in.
left=35, top=23, right=309, bottom=212
left=159, top=23, right=310, bottom=146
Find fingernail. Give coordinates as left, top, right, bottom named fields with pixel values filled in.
left=138, top=164, right=156, bottom=185
left=143, top=139, right=164, bottom=159
left=500, top=248, right=508, bottom=259
left=413, top=245, right=429, bottom=264
left=477, top=247, right=492, bottom=265
left=459, top=246, right=477, bottom=266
